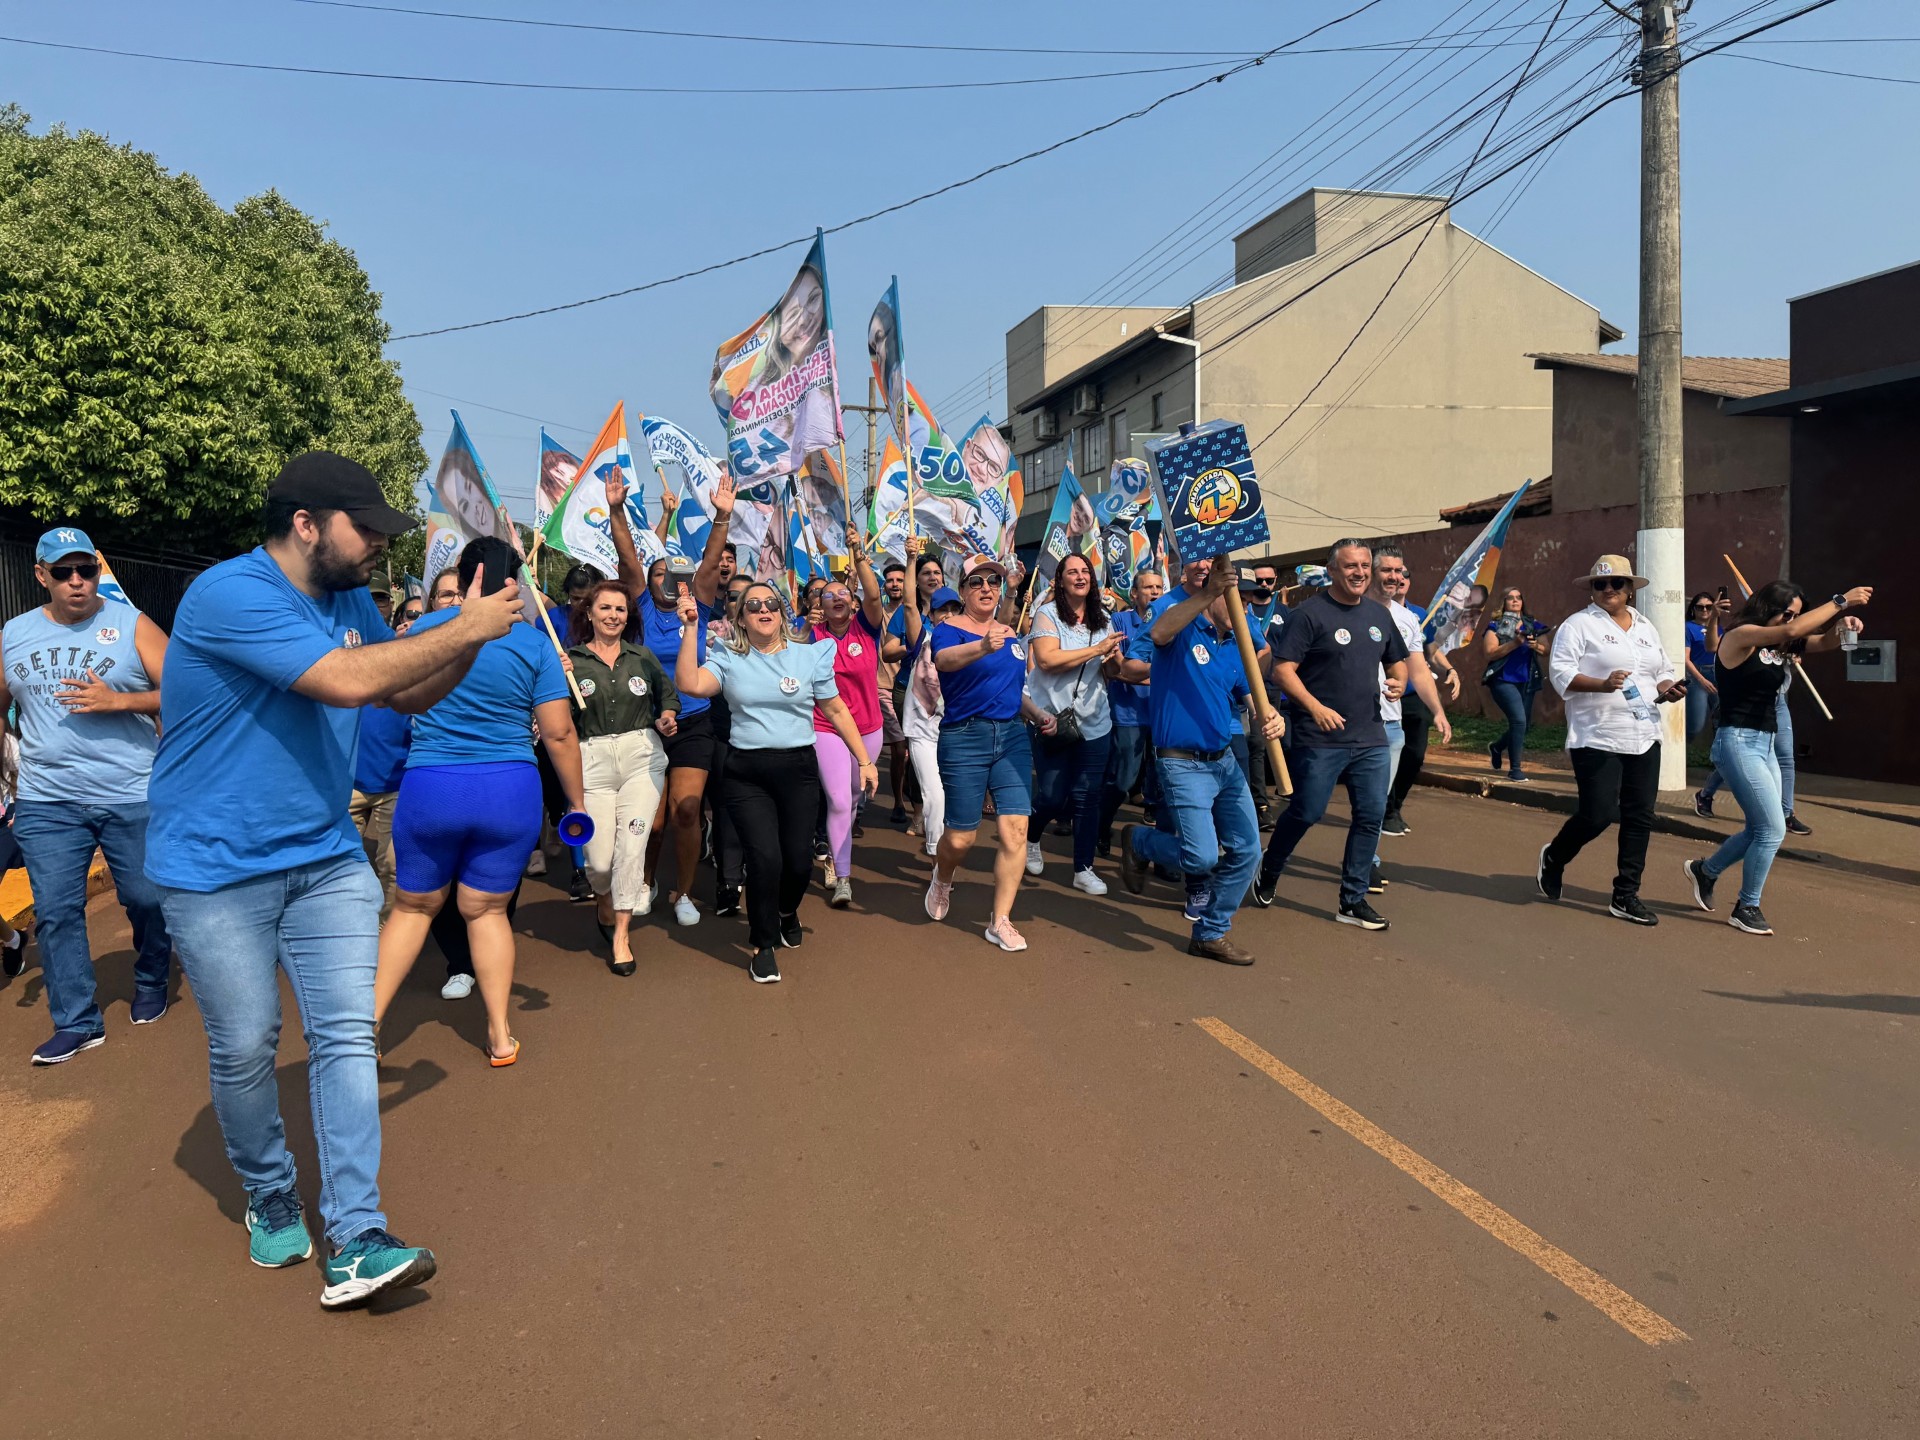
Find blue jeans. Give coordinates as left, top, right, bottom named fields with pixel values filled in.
left=160, top=855, right=387, bottom=1248
left=1372, top=719, right=1405, bottom=870
left=1487, top=680, right=1537, bottom=777
left=1131, top=752, right=1259, bottom=942
left=1099, top=723, right=1157, bottom=843
left=1032, top=730, right=1113, bottom=873
left=1701, top=727, right=1787, bottom=909
left=1702, top=692, right=1794, bottom=811
left=937, top=717, right=1033, bottom=831
left=1684, top=678, right=1714, bottom=742
left=1259, top=744, right=1391, bottom=907
left=11, top=800, right=172, bottom=1037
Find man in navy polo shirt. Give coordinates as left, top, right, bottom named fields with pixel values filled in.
left=1115, top=558, right=1281, bottom=967
left=1252, top=539, right=1408, bottom=930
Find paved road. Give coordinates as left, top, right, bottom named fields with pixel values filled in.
left=3, top=789, right=1915, bottom=1437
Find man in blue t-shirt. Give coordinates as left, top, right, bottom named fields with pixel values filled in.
left=1097, top=567, right=1165, bottom=854
left=608, top=469, right=734, bottom=925
left=1113, top=558, right=1282, bottom=967
left=146, top=452, right=524, bottom=1310
left=349, top=703, right=411, bottom=921
left=1252, top=539, right=1409, bottom=931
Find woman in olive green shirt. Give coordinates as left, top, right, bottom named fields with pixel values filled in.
left=566, top=580, right=679, bottom=975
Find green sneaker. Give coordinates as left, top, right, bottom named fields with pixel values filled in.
left=320, top=1229, right=437, bottom=1310
left=246, top=1190, right=314, bottom=1269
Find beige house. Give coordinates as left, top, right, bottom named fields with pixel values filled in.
left=1004, top=187, right=1622, bottom=553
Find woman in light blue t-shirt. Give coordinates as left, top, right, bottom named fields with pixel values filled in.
left=673, top=581, right=875, bottom=986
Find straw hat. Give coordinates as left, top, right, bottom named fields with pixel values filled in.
left=1574, top=553, right=1648, bottom=587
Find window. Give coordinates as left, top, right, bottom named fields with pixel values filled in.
left=1108, top=408, right=1130, bottom=463
left=1150, top=392, right=1164, bottom=430
left=1079, top=420, right=1109, bottom=477
left=1021, top=442, right=1063, bottom=498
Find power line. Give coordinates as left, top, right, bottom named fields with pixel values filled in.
left=0, top=32, right=1224, bottom=94
left=1718, top=51, right=1920, bottom=83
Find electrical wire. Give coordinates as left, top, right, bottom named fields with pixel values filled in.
left=1718, top=51, right=1920, bottom=84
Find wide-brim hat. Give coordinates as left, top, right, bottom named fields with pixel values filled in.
left=1575, top=553, right=1648, bottom=588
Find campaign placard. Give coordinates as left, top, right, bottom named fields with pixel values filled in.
left=1144, top=421, right=1268, bottom=565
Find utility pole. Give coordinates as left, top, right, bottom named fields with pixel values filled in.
left=840, top=376, right=886, bottom=520
left=1628, top=0, right=1689, bottom=790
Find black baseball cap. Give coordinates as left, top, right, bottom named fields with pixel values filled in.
left=268, top=451, right=416, bottom=536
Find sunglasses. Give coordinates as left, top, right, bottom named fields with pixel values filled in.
left=47, top=562, right=100, bottom=582
left=1590, top=577, right=1632, bottom=592
left=741, top=596, right=782, bottom=615
left=962, top=575, right=1002, bottom=591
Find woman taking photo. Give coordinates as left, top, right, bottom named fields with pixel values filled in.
left=1683, top=582, right=1870, bottom=935
left=673, top=582, right=876, bottom=984
left=567, top=580, right=680, bottom=976
left=926, top=555, right=1057, bottom=953
left=1683, top=591, right=1724, bottom=742
left=375, top=537, right=583, bottom=1067
left=1025, top=552, right=1123, bottom=895
left=1480, top=586, right=1549, bottom=781
left=811, top=528, right=888, bottom=909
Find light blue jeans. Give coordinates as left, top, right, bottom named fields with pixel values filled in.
left=1131, top=752, right=1260, bottom=943
left=1701, top=727, right=1787, bottom=909
left=1372, top=719, right=1405, bottom=871
left=1702, top=692, right=1794, bottom=812
left=160, top=854, right=387, bottom=1248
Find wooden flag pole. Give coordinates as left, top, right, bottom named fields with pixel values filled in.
left=1224, top=582, right=1292, bottom=798
left=1722, top=552, right=1832, bottom=721
left=525, top=532, right=586, bottom=708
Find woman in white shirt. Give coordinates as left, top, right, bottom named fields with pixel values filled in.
left=1025, top=553, right=1123, bottom=894
left=1536, top=555, right=1685, bottom=926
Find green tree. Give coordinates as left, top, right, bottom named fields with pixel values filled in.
left=0, top=107, right=424, bottom=556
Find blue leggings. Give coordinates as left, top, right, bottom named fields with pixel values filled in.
left=393, top=761, right=543, bottom=895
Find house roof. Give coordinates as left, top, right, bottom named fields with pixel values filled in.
left=1528, top=352, right=1789, bottom=399
left=1438, top=476, right=1554, bottom=526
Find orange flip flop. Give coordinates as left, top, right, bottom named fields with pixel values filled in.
left=488, top=1037, right=520, bottom=1068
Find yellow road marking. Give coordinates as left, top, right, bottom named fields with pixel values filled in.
left=1194, top=1016, right=1688, bottom=1348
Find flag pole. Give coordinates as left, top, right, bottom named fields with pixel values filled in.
left=1723, top=552, right=1832, bottom=720
left=524, top=531, right=586, bottom=708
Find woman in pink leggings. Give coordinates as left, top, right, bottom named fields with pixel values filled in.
left=812, top=526, right=888, bottom=909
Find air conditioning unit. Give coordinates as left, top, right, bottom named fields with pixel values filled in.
left=1071, top=383, right=1102, bottom=417
left=1035, top=409, right=1062, bottom=441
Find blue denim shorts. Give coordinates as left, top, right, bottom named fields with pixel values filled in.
left=936, top=717, right=1033, bottom=831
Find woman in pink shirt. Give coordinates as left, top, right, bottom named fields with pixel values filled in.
left=813, top=526, right=888, bottom=908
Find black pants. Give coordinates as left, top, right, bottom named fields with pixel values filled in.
left=707, top=708, right=745, bottom=889
left=721, top=745, right=820, bottom=952
left=1545, top=744, right=1660, bottom=897
left=435, top=881, right=521, bottom=979
left=1386, top=692, right=1431, bottom=818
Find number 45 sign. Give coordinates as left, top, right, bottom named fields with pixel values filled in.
left=1144, top=421, right=1269, bottom=565
left=728, top=427, right=792, bottom=480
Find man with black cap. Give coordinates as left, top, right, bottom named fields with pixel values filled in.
left=0, top=526, right=174, bottom=1065
left=145, top=451, right=525, bottom=1310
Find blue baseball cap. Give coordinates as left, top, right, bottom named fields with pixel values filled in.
left=36, top=527, right=96, bottom=564
left=930, top=586, right=960, bottom=610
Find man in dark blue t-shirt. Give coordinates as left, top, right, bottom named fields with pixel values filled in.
left=1252, top=539, right=1408, bottom=930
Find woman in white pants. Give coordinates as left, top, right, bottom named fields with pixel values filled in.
left=566, top=580, right=679, bottom=975
left=902, top=585, right=962, bottom=858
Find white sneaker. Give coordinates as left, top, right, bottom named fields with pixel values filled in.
left=1071, top=869, right=1108, bottom=896
left=524, top=849, right=547, bottom=877
left=635, top=884, right=654, bottom=917
left=1025, top=842, right=1044, bottom=877
left=440, top=973, right=475, bottom=1000
left=672, top=893, right=701, bottom=927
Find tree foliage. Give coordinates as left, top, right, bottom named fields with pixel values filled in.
left=0, top=107, right=425, bottom=556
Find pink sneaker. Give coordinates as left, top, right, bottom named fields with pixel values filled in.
left=983, top=917, right=1027, bottom=952
left=924, top=874, right=953, bottom=922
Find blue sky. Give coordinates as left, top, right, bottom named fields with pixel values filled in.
left=6, top=0, right=1914, bottom=516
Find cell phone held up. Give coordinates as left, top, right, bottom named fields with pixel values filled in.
left=661, top=557, right=698, bottom=601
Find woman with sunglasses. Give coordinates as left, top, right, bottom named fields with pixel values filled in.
left=1683, top=581, right=1870, bottom=935
left=926, top=555, right=1058, bottom=952
left=1683, top=591, right=1724, bottom=742
left=672, top=581, right=876, bottom=984
left=1536, top=555, right=1685, bottom=927
left=1479, top=586, right=1549, bottom=781
left=810, top=528, right=889, bottom=909
left=1025, top=551, right=1123, bottom=895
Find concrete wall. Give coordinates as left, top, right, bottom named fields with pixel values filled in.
left=1233, top=189, right=1448, bottom=285
left=1004, top=305, right=1169, bottom=430
left=1789, top=261, right=1920, bottom=384
left=1548, top=368, right=1790, bottom=514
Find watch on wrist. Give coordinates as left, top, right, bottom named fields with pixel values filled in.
left=1830, top=593, right=1848, bottom=611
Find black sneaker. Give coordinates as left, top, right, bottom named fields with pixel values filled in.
left=1488, top=741, right=1502, bottom=773
left=2, top=930, right=26, bottom=978
left=1118, top=824, right=1146, bottom=896
left=568, top=867, right=592, bottom=903
left=1379, top=813, right=1409, bottom=837
left=1249, top=870, right=1278, bottom=909
left=1337, top=899, right=1388, bottom=931
left=714, top=884, right=741, bottom=918
left=750, top=947, right=782, bottom=983
left=1368, top=864, right=1387, bottom=895
left=1536, top=844, right=1563, bottom=902
left=1728, top=903, right=1773, bottom=936
left=1692, top=789, right=1715, bottom=819
left=777, top=913, right=803, bottom=949
left=1784, top=812, right=1812, bottom=837
left=890, top=805, right=908, bottom=825
left=811, top=835, right=830, bottom=862
left=1609, top=894, right=1658, bottom=926
left=1682, top=858, right=1715, bottom=912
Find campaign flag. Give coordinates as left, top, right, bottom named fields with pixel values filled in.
left=1094, top=456, right=1153, bottom=528
left=957, top=415, right=1022, bottom=561
left=541, top=403, right=663, bottom=579
left=710, top=231, right=843, bottom=486
left=535, top=431, right=582, bottom=531
left=641, top=415, right=725, bottom=562
left=1421, top=478, right=1535, bottom=653
left=1099, top=503, right=1153, bottom=605
left=424, top=412, right=515, bottom=587
left=787, top=482, right=834, bottom=600
left=869, top=437, right=914, bottom=564
left=869, top=276, right=909, bottom=453
left=796, top=450, right=850, bottom=560
left=95, top=554, right=134, bottom=609
left=1035, top=448, right=1101, bottom=596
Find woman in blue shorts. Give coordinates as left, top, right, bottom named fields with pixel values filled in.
left=925, top=555, right=1057, bottom=953
left=374, top=538, right=584, bottom=1067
